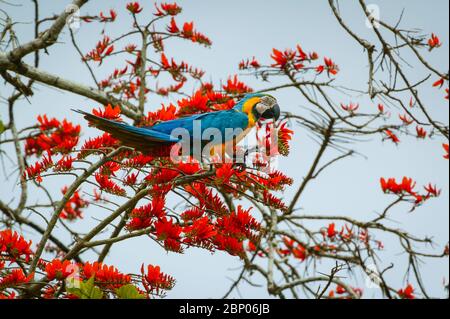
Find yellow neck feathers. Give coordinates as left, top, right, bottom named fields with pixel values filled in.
left=242, top=97, right=260, bottom=127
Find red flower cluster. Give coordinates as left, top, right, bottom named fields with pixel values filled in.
left=399, top=114, right=413, bottom=125
left=398, top=284, right=415, bottom=299
left=84, top=36, right=114, bottom=64
left=443, top=144, right=449, bottom=160
left=239, top=57, right=261, bottom=70
left=45, top=259, right=74, bottom=281
left=92, top=104, right=122, bottom=121
left=380, top=177, right=440, bottom=205
left=99, top=9, right=117, bottom=22
left=341, top=103, right=359, bottom=113
left=79, top=133, right=119, bottom=158
left=0, top=229, right=33, bottom=262
left=416, top=126, right=427, bottom=139
left=155, top=2, right=182, bottom=16
left=181, top=21, right=212, bottom=46
left=160, top=53, right=205, bottom=82
left=328, top=285, right=363, bottom=299
left=384, top=129, right=400, bottom=144
left=223, top=75, right=253, bottom=95
left=81, top=262, right=131, bottom=289
left=277, top=122, right=294, bottom=156
left=428, top=33, right=442, bottom=51
left=24, top=151, right=53, bottom=183
left=95, top=173, right=126, bottom=196
left=0, top=269, right=34, bottom=290
left=281, top=238, right=308, bottom=261
left=141, top=264, right=175, bottom=295
left=155, top=218, right=183, bottom=252
left=172, top=89, right=236, bottom=116
left=25, top=115, right=80, bottom=156
left=60, top=187, right=88, bottom=221
left=127, top=197, right=166, bottom=231
left=271, top=45, right=317, bottom=70
left=126, top=2, right=143, bottom=14
left=316, top=57, right=339, bottom=76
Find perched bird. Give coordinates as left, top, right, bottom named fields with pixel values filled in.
left=74, top=93, right=280, bottom=158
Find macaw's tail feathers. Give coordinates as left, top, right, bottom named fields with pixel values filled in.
left=73, top=110, right=178, bottom=153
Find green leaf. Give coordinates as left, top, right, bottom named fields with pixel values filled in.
left=66, top=276, right=104, bottom=299
left=115, top=284, right=145, bottom=299
left=0, top=120, right=5, bottom=135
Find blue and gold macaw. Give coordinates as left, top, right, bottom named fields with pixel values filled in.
left=75, top=93, right=280, bottom=157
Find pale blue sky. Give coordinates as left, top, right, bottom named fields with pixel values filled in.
left=1, top=0, right=448, bottom=298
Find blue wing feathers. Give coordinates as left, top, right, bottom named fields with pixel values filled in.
left=74, top=108, right=249, bottom=152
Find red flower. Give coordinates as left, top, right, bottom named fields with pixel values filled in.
left=398, top=284, right=415, bottom=299
left=155, top=2, right=182, bottom=16
left=416, top=126, right=427, bottom=139
left=215, top=164, right=238, bottom=185
left=24, top=152, right=53, bottom=183
left=216, top=206, right=260, bottom=237
left=127, top=197, right=166, bottom=231
left=283, top=239, right=308, bottom=261
left=277, top=122, right=294, bottom=156
left=428, top=33, right=442, bottom=51
left=95, top=173, right=126, bottom=196
left=327, top=223, right=337, bottom=239
left=317, top=57, right=339, bottom=76
left=443, top=144, right=449, bottom=160
left=239, top=57, right=261, bottom=70
left=123, top=172, right=138, bottom=186
left=399, top=114, right=413, bottom=125
left=433, top=78, right=445, bottom=88
left=384, top=129, right=400, bottom=144
left=424, top=184, right=441, bottom=197
left=213, top=235, right=244, bottom=257
left=380, top=177, right=417, bottom=195
left=271, top=48, right=296, bottom=68
left=99, top=9, right=117, bottom=22
left=92, top=104, right=122, bottom=121
left=177, top=161, right=202, bottom=175
left=177, top=91, right=209, bottom=115
left=84, top=36, right=114, bottom=64
left=37, top=114, right=60, bottom=131
left=263, top=191, right=288, bottom=212
left=341, top=103, right=359, bottom=113
left=81, top=262, right=131, bottom=289
left=167, top=17, right=180, bottom=33
left=223, top=75, right=253, bottom=95
left=141, top=264, right=175, bottom=294
left=126, top=2, right=143, bottom=14
left=60, top=187, right=88, bottom=221
left=25, top=116, right=80, bottom=156
left=378, top=104, right=385, bottom=113
left=155, top=218, right=182, bottom=252
left=124, top=44, right=137, bottom=53
left=182, top=21, right=194, bottom=38
left=45, top=259, right=74, bottom=281
left=79, top=133, right=119, bottom=158
left=0, top=229, right=33, bottom=262
left=185, top=184, right=229, bottom=216
left=0, top=269, right=34, bottom=288
left=55, top=156, right=74, bottom=172
left=183, top=217, right=218, bottom=243
left=264, top=171, right=294, bottom=191
left=124, top=154, right=155, bottom=168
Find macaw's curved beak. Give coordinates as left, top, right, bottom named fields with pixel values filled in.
left=261, top=103, right=281, bottom=121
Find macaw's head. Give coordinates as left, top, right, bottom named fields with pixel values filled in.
left=236, top=93, right=281, bottom=126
